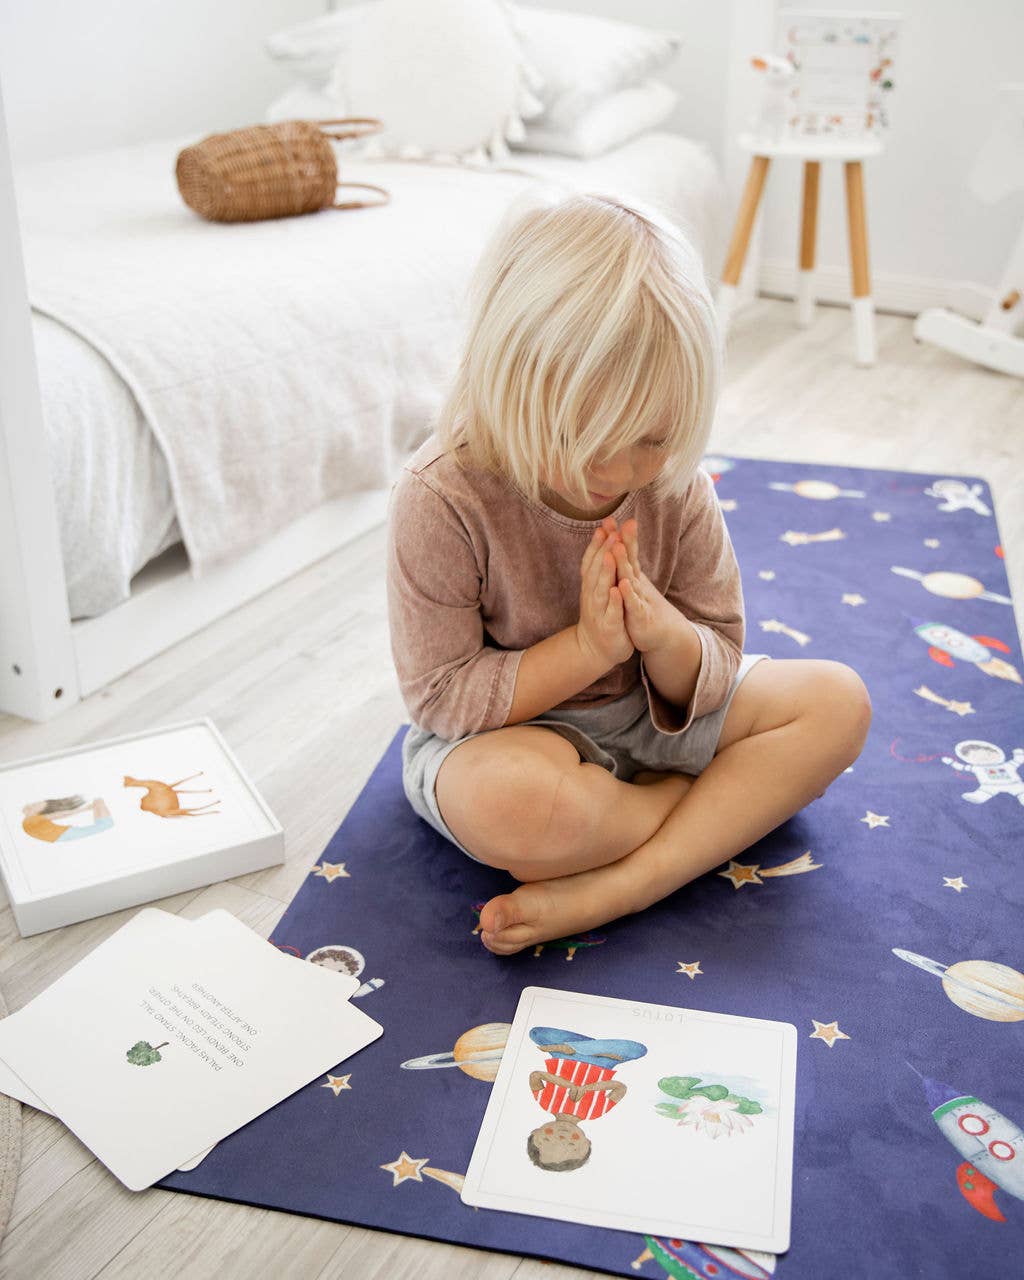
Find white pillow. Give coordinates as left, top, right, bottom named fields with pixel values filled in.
left=333, top=0, right=545, bottom=164
left=264, top=5, right=681, bottom=129
left=511, top=80, right=678, bottom=159
left=515, top=8, right=682, bottom=129
left=264, top=9, right=366, bottom=88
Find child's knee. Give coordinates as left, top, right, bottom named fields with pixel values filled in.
left=441, top=745, right=591, bottom=876
left=501, top=765, right=596, bottom=879
left=812, top=661, right=872, bottom=761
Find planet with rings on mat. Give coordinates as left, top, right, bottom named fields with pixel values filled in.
left=401, top=1023, right=511, bottom=1081
left=892, top=949, right=1024, bottom=1022
left=891, top=566, right=1012, bottom=604
left=768, top=479, right=866, bottom=500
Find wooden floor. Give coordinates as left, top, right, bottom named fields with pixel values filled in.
left=1, top=297, right=1022, bottom=1280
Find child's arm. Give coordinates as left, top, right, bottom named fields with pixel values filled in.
left=388, top=476, right=629, bottom=739
left=612, top=469, right=743, bottom=731
left=505, top=527, right=632, bottom=724
left=387, top=472, right=514, bottom=740
left=611, top=565, right=704, bottom=710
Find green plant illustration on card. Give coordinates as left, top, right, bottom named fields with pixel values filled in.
left=655, top=1075, right=764, bottom=1138
left=126, top=1040, right=169, bottom=1066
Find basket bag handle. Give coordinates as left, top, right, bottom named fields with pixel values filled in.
left=317, top=117, right=391, bottom=210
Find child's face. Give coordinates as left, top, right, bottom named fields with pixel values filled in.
left=542, top=439, right=668, bottom=518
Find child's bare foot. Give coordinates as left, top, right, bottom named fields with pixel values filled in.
left=476, top=770, right=694, bottom=954
left=479, top=860, right=636, bottom=956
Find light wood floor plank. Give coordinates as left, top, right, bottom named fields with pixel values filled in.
left=94, top=1195, right=353, bottom=1280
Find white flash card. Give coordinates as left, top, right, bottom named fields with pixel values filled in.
left=0, top=907, right=381, bottom=1189
left=462, top=987, right=797, bottom=1254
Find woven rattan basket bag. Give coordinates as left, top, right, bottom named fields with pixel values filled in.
left=176, top=118, right=390, bottom=223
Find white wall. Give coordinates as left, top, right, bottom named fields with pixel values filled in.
left=0, top=0, right=323, bottom=164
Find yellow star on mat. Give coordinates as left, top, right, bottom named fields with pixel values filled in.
left=948, top=700, right=975, bottom=717
left=842, top=593, right=867, bottom=606
left=322, top=1074, right=352, bottom=1096
left=719, top=498, right=738, bottom=512
left=677, top=961, right=703, bottom=979
left=943, top=876, right=968, bottom=893
left=758, top=569, right=776, bottom=580
left=718, top=860, right=762, bottom=888
left=810, top=1020, right=850, bottom=1048
left=860, top=811, right=890, bottom=829
left=311, top=861, right=350, bottom=882
left=380, top=1151, right=429, bottom=1186
left=924, top=538, right=941, bottom=548
left=872, top=511, right=892, bottom=522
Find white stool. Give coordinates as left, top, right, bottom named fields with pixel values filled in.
left=717, top=133, right=884, bottom=367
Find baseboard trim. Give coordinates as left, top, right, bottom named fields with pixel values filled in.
left=758, top=260, right=992, bottom=320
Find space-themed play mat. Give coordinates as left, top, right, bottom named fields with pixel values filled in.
left=161, top=458, right=1023, bottom=1279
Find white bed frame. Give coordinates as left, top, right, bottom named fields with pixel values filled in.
left=0, top=3, right=768, bottom=722
left=0, top=80, right=390, bottom=723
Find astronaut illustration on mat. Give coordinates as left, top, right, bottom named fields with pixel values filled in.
left=924, top=479, right=992, bottom=517
left=942, top=740, right=1024, bottom=806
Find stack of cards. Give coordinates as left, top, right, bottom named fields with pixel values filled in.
left=0, top=908, right=382, bottom=1189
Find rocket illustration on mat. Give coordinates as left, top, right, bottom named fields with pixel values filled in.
left=701, top=456, right=735, bottom=481
left=913, top=1069, right=1024, bottom=1223
left=913, top=622, right=1022, bottom=684
left=631, top=1236, right=775, bottom=1278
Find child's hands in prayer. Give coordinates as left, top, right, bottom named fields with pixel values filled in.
left=602, top=516, right=682, bottom=654
left=575, top=526, right=634, bottom=669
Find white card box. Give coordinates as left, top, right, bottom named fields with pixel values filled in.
left=0, top=719, right=284, bottom=936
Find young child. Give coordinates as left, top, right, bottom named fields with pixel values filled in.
left=386, top=190, right=871, bottom=956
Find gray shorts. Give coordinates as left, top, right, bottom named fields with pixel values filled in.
left=401, top=652, right=768, bottom=859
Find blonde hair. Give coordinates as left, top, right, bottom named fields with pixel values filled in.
left=436, top=187, right=722, bottom=502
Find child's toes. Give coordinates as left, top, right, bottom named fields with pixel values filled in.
left=478, top=891, right=519, bottom=935
left=480, top=925, right=534, bottom=955
left=478, top=884, right=554, bottom=955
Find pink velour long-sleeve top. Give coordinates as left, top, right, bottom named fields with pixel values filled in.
left=386, top=434, right=745, bottom=743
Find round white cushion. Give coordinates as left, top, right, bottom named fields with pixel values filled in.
left=336, top=0, right=542, bottom=164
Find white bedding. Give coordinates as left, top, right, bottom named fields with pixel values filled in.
left=19, top=131, right=725, bottom=619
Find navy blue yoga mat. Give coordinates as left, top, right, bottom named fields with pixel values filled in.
left=162, top=458, right=1024, bottom=1279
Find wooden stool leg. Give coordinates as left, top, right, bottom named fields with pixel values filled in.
left=717, top=155, right=771, bottom=333
left=797, top=160, right=820, bottom=328
left=844, top=160, right=877, bottom=366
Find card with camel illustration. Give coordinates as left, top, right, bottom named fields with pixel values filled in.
left=0, top=719, right=282, bottom=935
left=461, top=987, right=796, bottom=1255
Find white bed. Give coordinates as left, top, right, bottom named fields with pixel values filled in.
left=3, top=125, right=726, bottom=717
